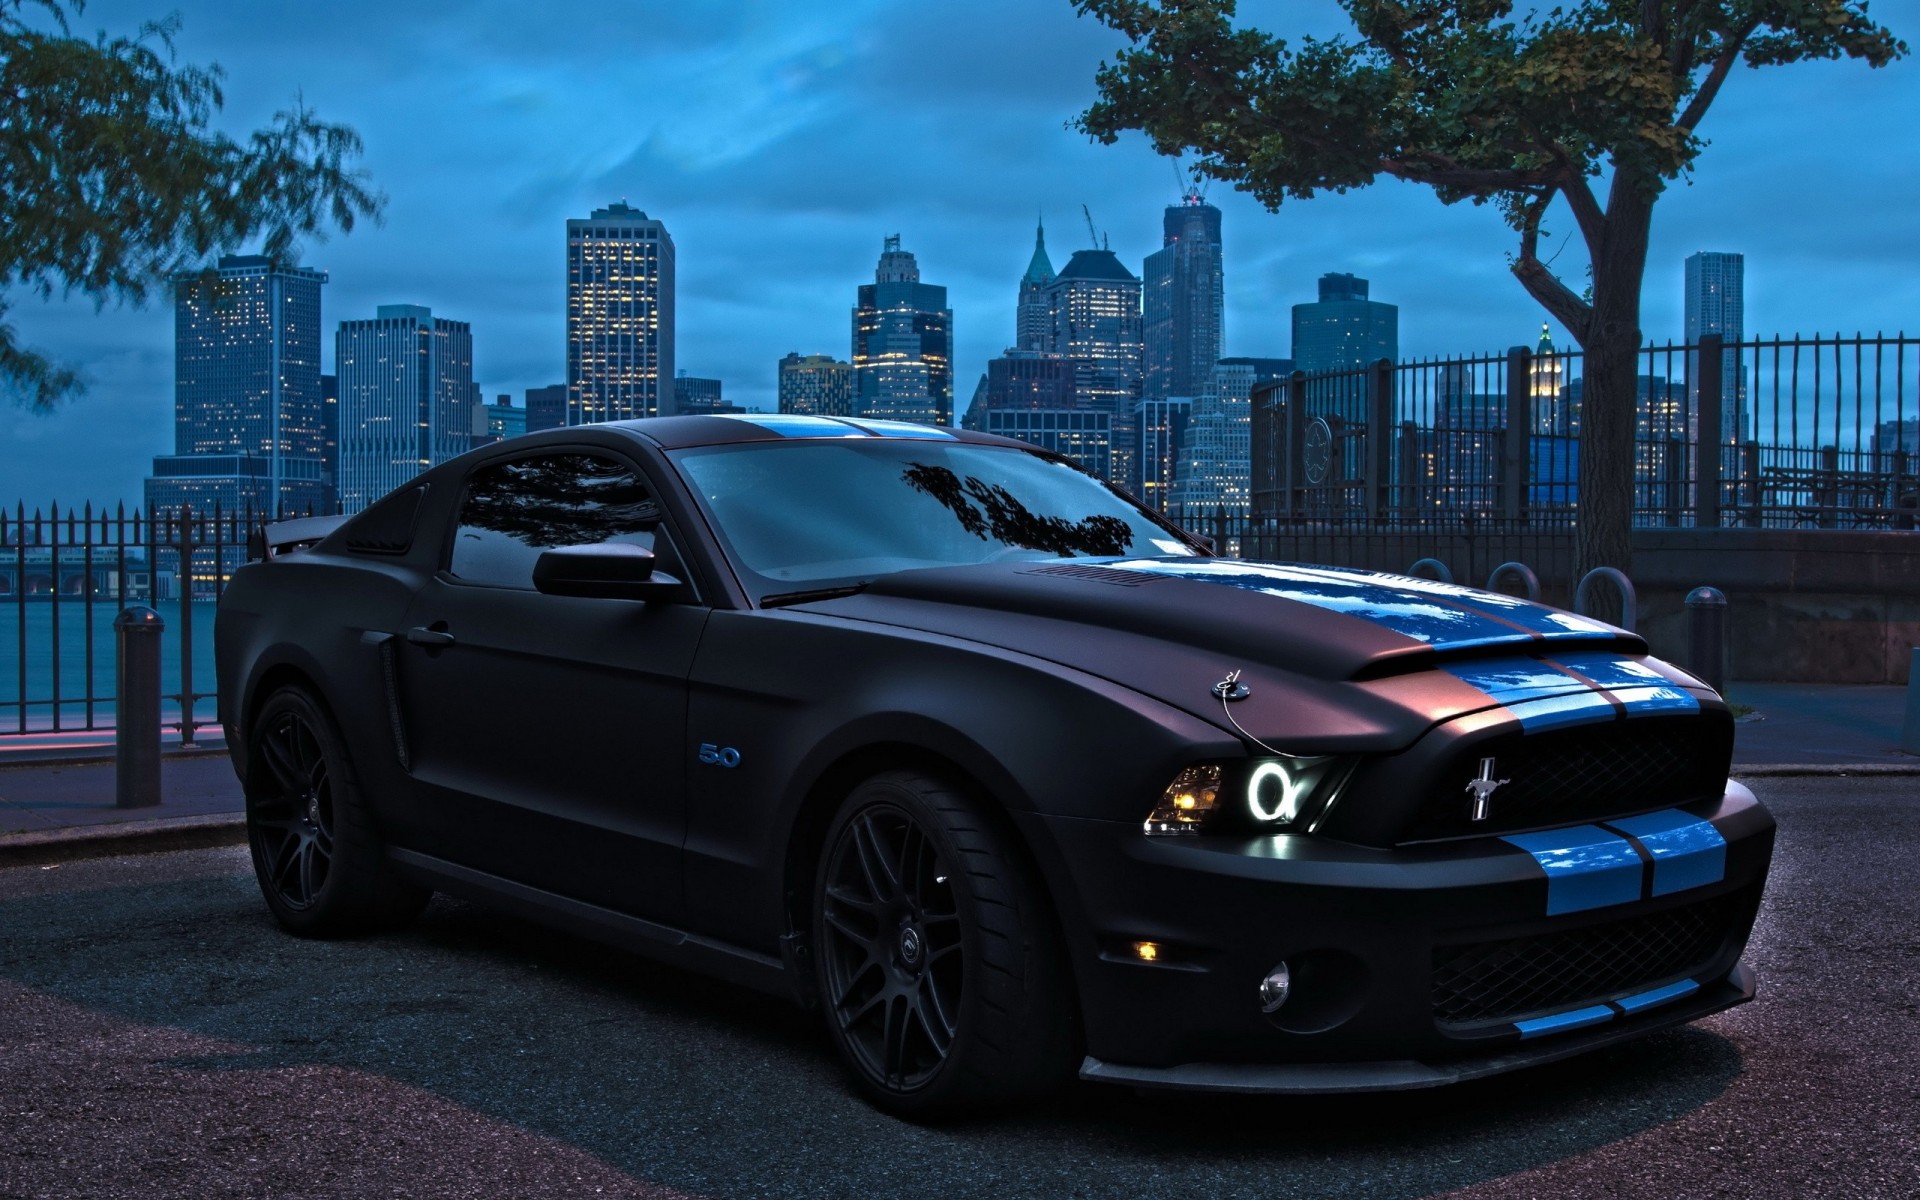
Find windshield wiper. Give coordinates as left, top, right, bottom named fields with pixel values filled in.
left=760, top=582, right=871, bottom=609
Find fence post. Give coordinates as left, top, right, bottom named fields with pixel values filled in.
left=1285, top=371, right=1308, bottom=525
left=1903, top=649, right=1920, bottom=756
left=115, top=606, right=164, bottom=809
left=1696, top=333, right=1723, bottom=528
left=1366, top=358, right=1393, bottom=525
left=1503, top=345, right=1531, bottom=523
left=1685, top=586, right=1730, bottom=695
left=176, top=505, right=199, bottom=746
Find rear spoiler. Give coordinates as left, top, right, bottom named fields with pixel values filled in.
left=248, top=514, right=349, bottom=561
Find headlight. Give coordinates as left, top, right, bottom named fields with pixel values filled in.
left=1144, top=756, right=1354, bottom=837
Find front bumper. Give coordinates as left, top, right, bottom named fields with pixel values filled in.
left=1024, top=781, right=1773, bottom=1089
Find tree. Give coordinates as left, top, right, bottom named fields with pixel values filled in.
left=1075, top=0, right=1903, bottom=575
left=1, top=0, right=382, bottom=412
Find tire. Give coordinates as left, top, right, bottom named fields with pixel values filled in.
left=245, top=686, right=430, bottom=937
left=811, top=770, right=1077, bottom=1118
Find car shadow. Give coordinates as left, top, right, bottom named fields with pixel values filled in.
left=1, top=862, right=1747, bottom=1198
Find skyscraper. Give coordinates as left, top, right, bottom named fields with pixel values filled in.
left=334, top=304, right=475, bottom=514
left=1171, top=357, right=1291, bottom=516
left=672, top=372, right=729, bottom=415
left=852, top=236, right=953, bottom=425
left=145, top=254, right=329, bottom=522
left=1292, top=273, right=1398, bottom=376
left=778, top=353, right=855, bottom=417
left=1143, top=194, right=1223, bottom=403
left=1042, top=248, right=1144, bottom=489
left=1015, top=220, right=1055, bottom=351
left=524, top=384, right=567, bottom=433
left=566, top=202, right=674, bottom=425
left=1685, top=251, right=1745, bottom=442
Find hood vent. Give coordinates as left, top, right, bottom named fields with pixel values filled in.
left=1020, top=563, right=1166, bottom=587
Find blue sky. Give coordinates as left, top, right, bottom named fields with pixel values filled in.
left=4, top=0, right=1916, bottom=506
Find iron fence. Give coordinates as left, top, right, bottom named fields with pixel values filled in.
left=1250, top=333, right=1920, bottom=532
left=1, top=502, right=255, bottom=744
left=6, top=330, right=1916, bottom=744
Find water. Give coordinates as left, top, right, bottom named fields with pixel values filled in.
left=0, top=599, right=221, bottom=733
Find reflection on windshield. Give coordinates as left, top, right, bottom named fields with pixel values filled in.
left=901, top=463, right=1134, bottom=556
left=672, top=439, right=1192, bottom=593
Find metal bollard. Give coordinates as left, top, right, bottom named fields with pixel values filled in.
left=115, top=606, right=165, bottom=809
left=1574, top=567, right=1638, bottom=632
left=1902, top=649, right=1920, bottom=756
left=1486, top=561, right=1541, bottom=601
left=1685, top=586, right=1730, bottom=696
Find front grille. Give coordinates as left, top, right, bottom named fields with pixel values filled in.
left=1402, top=715, right=1733, bottom=842
left=1431, top=886, right=1756, bottom=1027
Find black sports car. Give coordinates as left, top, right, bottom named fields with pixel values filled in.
left=216, top=414, right=1773, bottom=1117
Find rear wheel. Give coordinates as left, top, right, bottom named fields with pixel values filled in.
left=812, top=770, right=1076, bottom=1117
left=246, top=686, right=428, bottom=936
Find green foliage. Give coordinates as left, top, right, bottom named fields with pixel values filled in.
left=0, top=0, right=383, bottom=410
left=1076, top=0, right=1902, bottom=342
left=1076, top=0, right=1903, bottom=574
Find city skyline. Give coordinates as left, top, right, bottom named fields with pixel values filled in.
left=3, top=0, right=1915, bottom=505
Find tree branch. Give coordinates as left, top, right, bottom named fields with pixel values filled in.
left=1677, top=21, right=1759, bottom=133
left=1512, top=189, right=1593, bottom=343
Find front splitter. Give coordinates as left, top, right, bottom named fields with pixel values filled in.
left=1080, top=962, right=1755, bottom=1095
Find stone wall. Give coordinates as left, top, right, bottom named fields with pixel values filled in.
left=1630, top=529, right=1920, bottom=684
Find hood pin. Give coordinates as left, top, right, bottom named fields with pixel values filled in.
left=1212, top=670, right=1252, bottom=702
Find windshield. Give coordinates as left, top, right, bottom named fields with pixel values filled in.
left=671, top=439, right=1199, bottom=599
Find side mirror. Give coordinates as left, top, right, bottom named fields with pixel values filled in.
left=1194, top=534, right=1217, bottom=554
left=532, top=543, right=684, bottom=602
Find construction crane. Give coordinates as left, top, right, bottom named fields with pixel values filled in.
left=1082, top=204, right=1099, bottom=249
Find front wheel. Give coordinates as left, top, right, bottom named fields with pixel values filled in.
left=245, top=686, right=429, bottom=937
left=812, top=770, right=1076, bottom=1118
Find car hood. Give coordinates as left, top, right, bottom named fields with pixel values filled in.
left=797, top=558, right=1685, bottom=752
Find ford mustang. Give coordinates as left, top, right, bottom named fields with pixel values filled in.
left=216, top=413, right=1773, bottom=1117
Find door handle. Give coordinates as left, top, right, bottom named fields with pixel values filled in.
left=406, top=626, right=456, bottom=647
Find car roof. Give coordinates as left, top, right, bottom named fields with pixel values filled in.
left=599, top=413, right=1030, bottom=452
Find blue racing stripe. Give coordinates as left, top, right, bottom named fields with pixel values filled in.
left=837, top=417, right=955, bottom=439
left=1606, top=809, right=1727, bottom=896
left=1515, top=1004, right=1615, bottom=1039
left=1615, top=978, right=1701, bottom=1014
left=1502, top=825, right=1644, bottom=914
left=1607, top=684, right=1702, bottom=717
left=1108, top=560, right=1530, bottom=648
left=1441, top=659, right=1590, bottom=706
left=1551, top=652, right=1704, bottom=715
left=1503, top=690, right=1619, bottom=732
left=713, top=414, right=872, bottom=438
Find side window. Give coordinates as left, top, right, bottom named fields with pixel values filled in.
left=449, top=453, right=664, bottom=589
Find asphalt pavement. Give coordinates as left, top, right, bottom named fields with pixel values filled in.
left=1, top=775, right=1915, bottom=1198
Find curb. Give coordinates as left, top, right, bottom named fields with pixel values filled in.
left=0, top=743, right=230, bottom=770
left=0, top=813, right=245, bottom=868
left=1732, top=762, right=1920, bottom=777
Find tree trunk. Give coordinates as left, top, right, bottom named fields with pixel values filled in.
left=1572, top=177, right=1656, bottom=581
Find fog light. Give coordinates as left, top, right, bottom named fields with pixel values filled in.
left=1259, top=962, right=1291, bottom=1013
left=1133, top=941, right=1161, bottom=963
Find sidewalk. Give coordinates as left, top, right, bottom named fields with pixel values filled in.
left=0, top=683, right=1913, bottom=863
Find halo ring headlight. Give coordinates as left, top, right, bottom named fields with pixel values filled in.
left=1246, top=760, right=1300, bottom=824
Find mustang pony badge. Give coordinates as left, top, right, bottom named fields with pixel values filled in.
left=1465, top=757, right=1510, bottom=822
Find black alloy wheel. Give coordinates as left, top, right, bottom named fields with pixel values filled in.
left=812, top=771, right=1077, bottom=1117
left=251, top=706, right=335, bottom=911
left=245, top=687, right=429, bottom=937
left=819, top=802, right=965, bottom=1092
